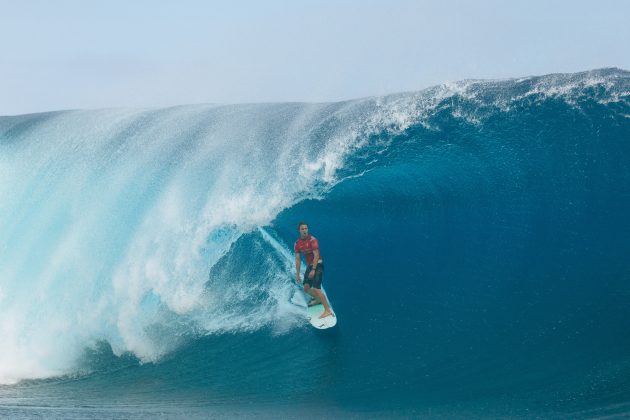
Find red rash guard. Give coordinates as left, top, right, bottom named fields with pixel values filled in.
left=294, top=235, right=322, bottom=266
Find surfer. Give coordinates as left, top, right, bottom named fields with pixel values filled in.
left=294, top=222, right=333, bottom=319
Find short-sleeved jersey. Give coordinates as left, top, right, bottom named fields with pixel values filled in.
left=294, top=235, right=322, bottom=266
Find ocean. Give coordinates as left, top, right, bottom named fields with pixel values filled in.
left=0, top=68, right=629, bottom=418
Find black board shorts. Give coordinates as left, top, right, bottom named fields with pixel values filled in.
left=303, top=263, right=324, bottom=289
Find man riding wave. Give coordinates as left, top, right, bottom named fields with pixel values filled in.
left=294, top=222, right=333, bottom=319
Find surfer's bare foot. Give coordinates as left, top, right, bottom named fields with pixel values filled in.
left=319, top=310, right=333, bottom=319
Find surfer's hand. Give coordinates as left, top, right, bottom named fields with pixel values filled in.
left=296, top=275, right=301, bottom=284
left=308, top=270, right=315, bottom=279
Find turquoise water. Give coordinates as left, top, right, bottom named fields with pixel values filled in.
left=1, top=68, right=629, bottom=418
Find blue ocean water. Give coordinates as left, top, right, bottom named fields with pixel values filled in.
left=0, top=68, right=629, bottom=418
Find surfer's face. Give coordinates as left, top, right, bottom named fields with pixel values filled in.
left=299, top=224, right=309, bottom=239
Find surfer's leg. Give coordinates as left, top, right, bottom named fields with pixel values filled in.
left=313, top=289, right=332, bottom=318
left=303, top=267, right=321, bottom=304
left=310, top=267, right=331, bottom=317
left=309, top=265, right=330, bottom=317
left=303, top=283, right=319, bottom=301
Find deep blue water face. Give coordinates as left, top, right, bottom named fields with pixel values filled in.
left=271, top=85, right=630, bottom=414
left=1, top=68, right=629, bottom=418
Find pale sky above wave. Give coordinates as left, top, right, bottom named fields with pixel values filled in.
left=1, top=0, right=628, bottom=115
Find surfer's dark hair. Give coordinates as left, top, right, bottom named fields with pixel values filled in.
left=297, top=221, right=308, bottom=230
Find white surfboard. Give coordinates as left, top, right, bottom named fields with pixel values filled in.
left=305, top=287, right=337, bottom=329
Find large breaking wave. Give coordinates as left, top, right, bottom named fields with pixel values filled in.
left=1, top=68, right=629, bottom=417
